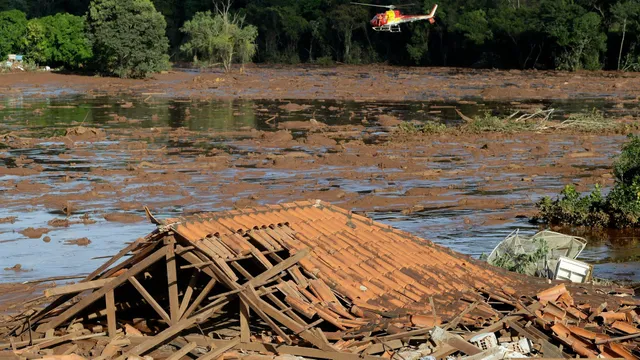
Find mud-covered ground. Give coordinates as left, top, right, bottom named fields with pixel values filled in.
left=3, top=65, right=640, bottom=101
left=1, top=67, right=640, bottom=316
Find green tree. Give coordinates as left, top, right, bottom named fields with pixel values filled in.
left=611, top=1, right=640, bottom=70
left=454, top=9, right=492, bottom=45
left=24, top=13, right=92, bottom=68
left=541, top=1, right=606, bottom=70
left=330, top=4, right=368, bottom=64
left=0, top=10, right=27, bottom=58
left=86, top=0, right=170, bottom=78
left=180, top=3, right=257, bottom=72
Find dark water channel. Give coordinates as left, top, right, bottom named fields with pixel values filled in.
left=1, top=95, right=639, bottom=283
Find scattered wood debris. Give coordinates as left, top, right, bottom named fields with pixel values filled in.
left=1, top=201, right=638, bottom=360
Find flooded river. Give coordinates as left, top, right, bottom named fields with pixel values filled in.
left=1, top=95, right=639, bottom=283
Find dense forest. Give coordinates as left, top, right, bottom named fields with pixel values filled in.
left=2, top=0, right=640, bottom=72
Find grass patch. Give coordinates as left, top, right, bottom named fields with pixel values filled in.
left=534, top=134, right=640, bottom=228
left=395, top=109, right=626, bottom=136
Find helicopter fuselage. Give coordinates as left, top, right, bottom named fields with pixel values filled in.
left=368, top=4, right=437, bottom=32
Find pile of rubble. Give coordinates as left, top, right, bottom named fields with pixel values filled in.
left=1, top=201, right=638, bottom=360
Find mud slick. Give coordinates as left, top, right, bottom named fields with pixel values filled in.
left=3, top=66, right=640, bottom=101
left=2, top=201, right=640, bottom=360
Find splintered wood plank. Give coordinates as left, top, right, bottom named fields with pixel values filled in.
left=40, top=247, right=166, bottom=332
left=248, top=248, right=309, bottom=288
left=44, top=278, right=114, bottom=297
left=240, top=300, right=250, bottom=343
left=128, top=276, right=171, bottom=324
left=116, top=299, right=229, bottom=360
left=165, top=342, right=198, bottom=360
left=197, top=336, right=240, bottom=360
left=106, top=290, right=116, bottom=337
left=185, top=337, right=385, bottom=360
left=183, top=277, right=217, bottom=320
left=179, top=270, right=200, bottom=319
left=166, top=240, right=180, bottom=325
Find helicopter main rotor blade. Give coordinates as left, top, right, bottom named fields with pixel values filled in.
left=351, top=2, right=396, bottom=9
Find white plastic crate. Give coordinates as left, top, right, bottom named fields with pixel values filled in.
left=554, top=256, right=592, bottom=283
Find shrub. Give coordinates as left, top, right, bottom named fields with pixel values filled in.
left=86, top=0, right=170, bottom=78
left=0, top=10, right=27, bottom=58
left=181, top=5, right=258, bottom=72
left=25, top=13, right=92, bottom=69
left=536, top=134, right=640, bottom=228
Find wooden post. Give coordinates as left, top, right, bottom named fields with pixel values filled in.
left=128, top=277, right=171, bottom=324
left=40, top=247, right=166, bottom=332
left=240, top=300, right=250, bottom=343
left=179, top=270, right=200, bottom=318
left=105, top=290, right=116, bottom=338
left=166, top=239, right=180, bottom=325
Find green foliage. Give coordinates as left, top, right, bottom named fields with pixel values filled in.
left=455, top=9, right=492, bottom=45
left=86, top=0, right=170, bottom=78
left=0, top=10, right=27, bottom=58
left=24, top=13, right=92, bottom=69
left=0, top=0, right=639, bottom=71
left=536, top=135, right=640, bottom=229
left=180, top=9, right=258, bottom=72
left=492, top=239, right=549, bottom=274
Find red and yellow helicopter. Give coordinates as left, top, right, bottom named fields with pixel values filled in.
left=352, top=2, right=438, bottom=32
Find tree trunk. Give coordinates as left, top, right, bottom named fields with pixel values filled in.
left=344, top=30, right=352, bottom=63
left=618, top=19, right=627, bottom=71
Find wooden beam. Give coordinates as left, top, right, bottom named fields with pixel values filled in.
left=197, top=337, right=240, bottom=360
left=166, top=342, right=198, bottom=360
left=179, top=270, right=200, bottom=319
left=40, top=247, right=166, bottom=332
left=44, top=279, right=114, bottom=298
left=166, top=240, right=180, bottom=325
left=128, top=276, right=172, bottom=324
left=184, top=337, right=384, bottom=360
left=183, top=277, right=217, bottom=320
left=240, top=300, right=250, bottom=343
left=248, top=248, right=309, bottom=288
left=106, top=290, right=117, bottom=337
left=116, top=298, right=229, bottom=360
left=83, top=240, right=142, bottom=282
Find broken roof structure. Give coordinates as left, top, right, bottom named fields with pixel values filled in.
left=2, top=200, right=640, bottom=359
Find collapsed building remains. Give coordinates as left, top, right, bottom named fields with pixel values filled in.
left=1, top=200, right=639, bottom=359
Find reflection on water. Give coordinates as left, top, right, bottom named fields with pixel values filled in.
left=2, top=95, right=640, bottom=134
left=1, top=95, right=639, bottom=283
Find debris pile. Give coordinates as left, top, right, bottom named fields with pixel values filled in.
left=1, top=201, right=639, bottom=360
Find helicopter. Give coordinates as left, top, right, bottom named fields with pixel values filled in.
left=351, top=2, right=438, bottom=33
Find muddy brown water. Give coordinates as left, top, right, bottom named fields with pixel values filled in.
left=1, top=95, right=640, bottom=283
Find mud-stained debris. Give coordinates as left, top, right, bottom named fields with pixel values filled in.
left=19, top=227, right=50, bottom=239
left=65, top=126, right=106, bottom=142
left=103, top=212, right=145, bottom=223
left=48, top=218, right=70, bottom=228
left=279, top=103, right=311, bottom=112
left=3, top=201, right=640, bottom=360
left=43, top=236, right=51, bottom=243
left=3, top=264, right=29, bottom=272
left=376, top=114, right=403, bottom=126
left=0, top=216, right=17, bottom=224
left=64, top=237, right=91, bottom=246
left=303, top=133, right=337, bottom=147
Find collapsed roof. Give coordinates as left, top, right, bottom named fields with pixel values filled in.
left=2, top=200, right=639, bottom=359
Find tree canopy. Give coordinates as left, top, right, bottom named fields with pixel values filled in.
left=86, top=0, right=169, bottom=78
left=5, top=0, right=640, bottom=71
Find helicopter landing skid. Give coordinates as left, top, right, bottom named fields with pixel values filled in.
left=373, top=24, right=401, bottom=32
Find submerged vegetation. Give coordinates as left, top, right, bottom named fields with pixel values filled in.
left=396, top=109, right=627, bottom=136
left=536, top=134, right=640, bottom=229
